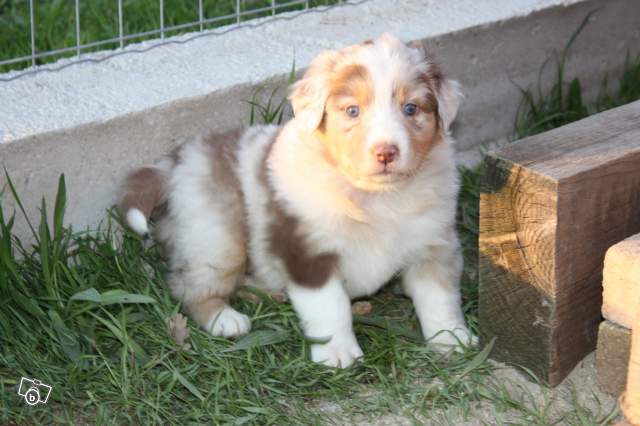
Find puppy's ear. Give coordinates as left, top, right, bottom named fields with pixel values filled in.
left=289, top=50, right=338, bottom=132
left=407, top=41, right=462, bottom=132
left=434, top=79, right=462, bottom=133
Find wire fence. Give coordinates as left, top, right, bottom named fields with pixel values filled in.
left=0, top=0, right=353, bottom=81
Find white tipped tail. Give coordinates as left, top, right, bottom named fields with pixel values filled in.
left=126, top=208, right=150, bottom=235
left=119, top=160, right=171, bottom=235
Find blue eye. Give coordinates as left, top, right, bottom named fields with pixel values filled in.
left=403, top=103, right=418, bottom=116
left=346, top=105, right=360, bottom=118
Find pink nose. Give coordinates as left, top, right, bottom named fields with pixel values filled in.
left=373, top=144, right=399, bottom=165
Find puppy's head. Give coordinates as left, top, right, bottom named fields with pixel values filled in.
left=289, top=33, right=461, bottom=192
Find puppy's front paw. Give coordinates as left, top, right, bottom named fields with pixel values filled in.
left=310, top=334, right=363, bottom=368
left=208, top=307, right=251, bottom=338
left=427, top=326, right=478, bottom=352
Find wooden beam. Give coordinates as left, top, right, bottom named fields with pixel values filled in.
left=479, top=100, right=640, bottom=386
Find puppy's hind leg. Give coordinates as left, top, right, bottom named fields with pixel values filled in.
left=162, top=135, right=250, bottom=338
left=171, top=260, right=250, bottom=339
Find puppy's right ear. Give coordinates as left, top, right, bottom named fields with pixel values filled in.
left=289, top=50, right=338, bottom=132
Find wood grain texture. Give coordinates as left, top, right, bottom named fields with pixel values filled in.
left=603, top=233, right=640, bottom=329
left=479, top=100, right=640, bottom=386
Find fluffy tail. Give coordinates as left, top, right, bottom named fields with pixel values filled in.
left=118, top=159, right=171, bottom=235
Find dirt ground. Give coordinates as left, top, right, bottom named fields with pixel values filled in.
left=438, top=352, right=620, bottom=425
left=329, top=351, right=624, bottom=425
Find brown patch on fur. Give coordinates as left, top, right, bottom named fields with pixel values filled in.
left=394, top=83, right=438, bottom=116
left=418, top=59, right=445, bottom=129
left=405, top=113, right=441, bottom=164
left=119, top=166, right=168, bottom=223
left=202, top=128, right=249, bottom=269
left=394, top=60, right=445, bottom=162
left=185, top=295, right=226, bottom=330
left=202, top=128, right=244, bottom=193
left=327, top=64, right=373, bottom=106
left=259, top=135, right=338, bottom=288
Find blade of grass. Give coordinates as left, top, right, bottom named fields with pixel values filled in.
left=3, top=168, right=37, bottom=240
left=53, top=173, right=67, bottom=242
left=222, top=329, right=290, bottom=353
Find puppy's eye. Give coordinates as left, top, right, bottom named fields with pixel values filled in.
left=403, top=103, right=418, bottom=116
left=345, top=105, right=360, bottom=118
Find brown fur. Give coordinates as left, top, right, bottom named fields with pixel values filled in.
left=185, top=295, right=227, bottom=329
left=119, top=167, right=168, bottom=224
left=327, top=64, right=374, bottom=104
left=201, top=128, right=248, bottom=251
left=202, top=129, right=244, bottom=193
left=396, top=78, right=441, bottom=163
left=260, top=134, right=338, bottom=288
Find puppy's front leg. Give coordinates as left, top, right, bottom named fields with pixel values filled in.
left=403, top=242, right=477, bottom=350
left=288, top=277, right=363, bottom=368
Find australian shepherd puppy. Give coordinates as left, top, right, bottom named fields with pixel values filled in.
left=119, top=33, right=476, bottom=368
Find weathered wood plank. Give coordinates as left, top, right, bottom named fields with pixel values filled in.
left=479, top=100, right=640, bottom=386
left=603, top=233, right=640, bottom=329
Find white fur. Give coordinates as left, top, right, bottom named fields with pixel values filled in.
left=288, top=278, right=363, bottom=368
left=403, top=244, right=478, bottom=351
left=208, top=307, right=251, bottom=338
left=126, top=208, right=149, bottom=235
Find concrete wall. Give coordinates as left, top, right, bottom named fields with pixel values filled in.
left=1, top=0, right=639, bottom=241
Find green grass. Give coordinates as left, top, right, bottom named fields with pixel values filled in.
left=0, top=0, right=340, bottom=73
left=0, top=170, right=494, bottom=424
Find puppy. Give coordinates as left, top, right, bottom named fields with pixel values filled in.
left=119, top=33, right=476, bottom=368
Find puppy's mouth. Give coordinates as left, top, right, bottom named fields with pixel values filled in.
left=350, top=169, right=411, bottom=191
left=370, top=164, right=411, bottom=179
left=370, top=169, right=400, bottom=180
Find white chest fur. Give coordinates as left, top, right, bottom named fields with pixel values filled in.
left=326, top=198, right=453, bottom=298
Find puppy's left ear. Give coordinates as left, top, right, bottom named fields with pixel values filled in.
left=289, top=50, right=337, bottom=132
left=407, top=41, right=462, bottom=133
left=434, top=79, right=462, bottom=133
